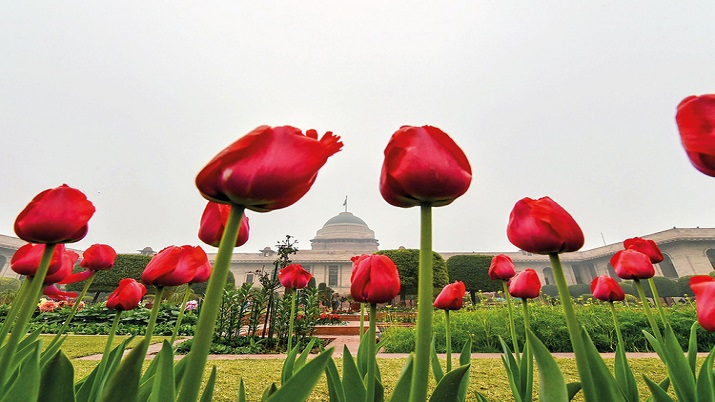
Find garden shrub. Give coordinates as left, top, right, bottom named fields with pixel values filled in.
left=376, top=249, right=448, bottom=299
left=567, top=284, right=591, bottom=298
left=0, top=277, right=21, bottom=292
left=446, top=255, right=498, bottom=302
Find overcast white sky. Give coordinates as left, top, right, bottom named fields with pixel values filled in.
left=2, top=2, right=715, bottom=255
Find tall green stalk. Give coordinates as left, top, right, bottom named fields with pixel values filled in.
left=409, top=205, right=432, bottom=402
left=0, top=243, right=56, bottom=388
left=178, top=205, right=245, bottom=402
left=287, top=290, right=298, bottom=352
left=0, top=278, right=31, bottom=346
left=502, top=280, right=520, bottom=362
left=609, top=302, right=624, bottom=351
left=49, top=272, right=96, bottom=348
left=142, top=287, right=165, bottom=351
left=521, top=299, right=530, bottom=331
left=171, top=285, right=193, bottom=344
left=647, top=277, right=669, bottom=325
left=633, top=279, right=662, bottom=342
left=445, top=309, right=452, bottom=372
left=548, top=253, right=596, bottom=401
left=366, top=303, right=377, bottom=402
left=360, top=302, right=365, bottom=340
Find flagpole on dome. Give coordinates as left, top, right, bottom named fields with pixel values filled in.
left=343, top=195, right=348, bottom=212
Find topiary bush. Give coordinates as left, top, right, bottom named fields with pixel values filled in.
left=446, top=255, right=498, bottom=302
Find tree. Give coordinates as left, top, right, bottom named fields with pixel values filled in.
left=66, top=254, right=152, bottom=300
left=376, top=248, right=448, bottom=299
left=446, top=254, right=498, bottom=302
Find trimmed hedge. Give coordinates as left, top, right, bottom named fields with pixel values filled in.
left=376, top=249, right=448, bottom=298
left=446, top=255, right=499, bottom=301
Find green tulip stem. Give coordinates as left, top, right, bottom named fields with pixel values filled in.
left=609, top=302, right=625, bottom=353
left=549, top=252, right=596, bottom=401
left=409, top=204, right=433, bottom=402
left=445, top=309, right=452, bottom=373
left=178, top=204, right=245, bottom=402
left=49, top=271, right=96, bottom=348
left=143, top=286, right=164, bottom=351
left=287, top=289, right=298, bottom=352
left=171, top=285, right=193, bottom=344
left=104, top=311, right=122, bottom=360
left=503, top=280, right=521, bottom=362
left=0, top=278, right=31, bottom=346
left=366, top=303, right=377, bottom=402
left=0, top=243, right=56, bottom=387
left=634, top=279, right=662, bottom=342
left=647, top=276, right=669, bottom=326
left=521, top=298, right=531, bottom=332
left=360, top=302, right=365, bottom=340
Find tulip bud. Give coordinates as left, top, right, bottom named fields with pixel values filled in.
left=610, top=249, right=655, bottom=280
left=278, top=264, right=312, bottom=291
left=507, top=197, right=584, bottom=255
left=142, top=245, right=209, bottom=287
left=198, top=202, right=250, bottom=247
left=508, top=268, right=541, bottom=299
left=107, top=278, right=147, bottom=311
left=11, top=243, right=65, bottom=276
left=675, top=94, right=715, bottom=177
left=350, top=254, right=401, bottom=304
left=590, top=276, right=625, bottom=302
left=80, top=244, right=117, bottom=271
left=488, top=254, right=517, bottom=281
left=623, top=237, right=663, bottom=264
left=434, top=281, right=466, bottom=310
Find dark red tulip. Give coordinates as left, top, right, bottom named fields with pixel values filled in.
left=14, top=184, right=95, bottom=244
left=610, top=249, right=655, bottom=280
left=690, top=275, right=715, bottom=331
left=43, top=250, right=80, bottom=285
left=190, top=257, right=213, bottom=284
left=508, top=268, right=542, bottom=299
left=80, top=244, right=117, bottom=271
left=675, top=95, right=715, bottom=177
left=380, top=125, right=472, bottom=208
left=350, top=254, right=401, bottom=304
left=489, top=254, right=517, bottom=281
left=198, top=202, right=250, bottom=247
left=106, top=278, right=147, bottom=311
left=141, top=245, right=209, bottom=287
left=590, top=275, right=625, bottom=302
left=196, top=126, right=342, bottom=212
left=506, top=196, right=584, bottom=255
left=623, top=237, right=663, bottom=264
left=278, top=264, right=312, bottom=291
left=11, top=243, right=65, bottom=276
left=434, top=281, right=466, bottom=310
left=43, top=284, right=78, bottom=301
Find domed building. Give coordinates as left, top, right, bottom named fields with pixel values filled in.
left=310, top=212, right=379, bottom=252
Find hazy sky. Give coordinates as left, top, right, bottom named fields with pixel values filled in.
left=2, top=2, right=715, bottom=256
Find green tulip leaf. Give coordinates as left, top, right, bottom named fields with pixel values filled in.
left=237, top=378, right=247, bottom=402
left=40, top=334, right=67, bottom=369
left=39, top=349, right=74, bottom=402
left=696, top=347, right=715, bottom=402
left=520, top=340, right=533, bottom=402
left=261, top=383, right=278, bottom=401
left=527, top=329, right=568, bottom=401
left=687, top=322, right=699, bottom=375
left=324, top=353, right=346, bottom=402
left=428, top=364, right=470, bottom=402
left=266, top=347, right=333, bottom=402
left=100, top=338, right=148, bottom=402
left=614, top=344, right=639, bottom=402
left=498, top=336, right=522, bottom=402
left=661, top=324, right=696, bottom=402
left=342, top=345, right=366, bottom=402
left=580, top=327, right=626, bottom=402
left=149, top=341, right=176, bottom=402
left=474, top=391, right=489, bottom=402
left=294, top=338, right=317, bottom=374
left=388, top=354, right=414, bottom=402
left=198, top=366, right=217, bottom=402
left=643, top=375, right=675, bottom=402
left=567, top=382, right=582, bottom=401
left=1, top=342, right=40, bottom=402
left=281, top=342, right=302, bottom=385
left=458, top=338, right=473, bottom=402
left=431, top=335, right=444, bottom=382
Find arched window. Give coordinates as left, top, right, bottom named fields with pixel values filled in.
left=0, top=255, right=7, bottom=276
left=659, top=254, right=679, bottom=279
left=606, top=263, right=622, bottom=282
left=707, top=249, right=715, bottom=270
left=542, top=267, right=554, bottom=286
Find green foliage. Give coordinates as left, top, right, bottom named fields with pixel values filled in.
left=645, top=276, right=680, bottom=298
left=567, top=284, right=591, bottom=298
left=677, top=275, right=695, bottom=297
left=0, top=277, right=21, bottom=292
left=446, top=255, right=499, bottom=299
left=376, top=249, right=448, bottom=297
left=192, top=270, right=235, bottom=295
left=66, top=254, right=152, bottom=294
left=541, top=284, right=559, bottom=298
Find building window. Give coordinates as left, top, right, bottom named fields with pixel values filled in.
left=606, top=263, right=622, bottom=282
left=328, top=265, right=339, bottom=287
left=542, top=267, right=554, bottom=285
left=303, top=265, right=311, bottom=274
left=659, top=254, right=678, bottom=278
left=245, top=273, right=254, bottom=284
left=707, top=249, right=715, bottom=270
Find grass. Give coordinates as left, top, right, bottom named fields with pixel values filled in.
left=38, top=334, right=171, bottom=359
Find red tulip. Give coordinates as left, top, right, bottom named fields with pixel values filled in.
left=278, top=264, right=312, bottom=291
left=508, top=268, right=542, bottom=299
left=141, top=245, right=209, bottom=287
left=196, top=126, right=342, bottom=212
left=590, top=276, right=625, bottom=302
left=675, top=94, right=715, bottom=177
left=80, top=244, right=117, bottom=270
left=350, top=254, right=401, bottom=304
left=623, top=237, right=663, bottom=264
left=434, top=281, right=466, bottom=310
left=610, top=249, right=655, bottom=280
left=190, top=258, right=214, bottom=284
left=506, top=196, right=584, bottom=255
left=380, top=125, right=472, bottom=208
left=11, top=243, right=65, bottom=276
left=106, top=278, right=147, bottom=311
left=198, top=202, right=250, bottom=247
left=44, top=250, right=80, bottom=285
left=14, top=184, right=95, bottom=244
left=488, top=254, right=517, bottom=281
left=690, top=275, right=715, bottom=331
left=43, top=284, right=78, bottom=301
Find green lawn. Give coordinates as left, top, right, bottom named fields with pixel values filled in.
left=39, top=334, right=171, bottom=359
